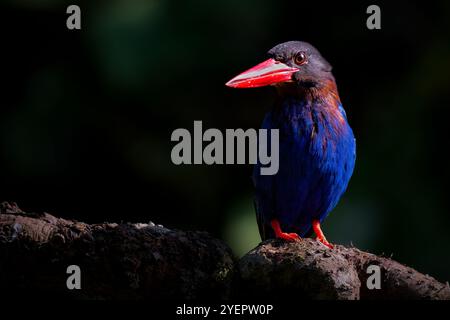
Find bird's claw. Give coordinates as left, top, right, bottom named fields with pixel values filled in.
left=271, top=219, right=301, bottom=242
left=276, top=232, right=301, bottom=242
left=316, top=237, right=334, bottom=249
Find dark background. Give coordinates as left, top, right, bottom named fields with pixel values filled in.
left=1, top=0, right=450, bottom=282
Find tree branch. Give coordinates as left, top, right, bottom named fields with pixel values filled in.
left=1, top=202, right=448, bottom=300
left=0, top=202, right=234, bottom=299
left=238, top=239, right=450, bottom=300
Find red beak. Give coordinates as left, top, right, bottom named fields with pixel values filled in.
left=225, top=58, right=299, bottom=88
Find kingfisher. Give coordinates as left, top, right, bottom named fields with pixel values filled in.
left=226, top=41, right=356, bottom=248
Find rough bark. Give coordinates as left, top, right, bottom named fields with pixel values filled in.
left=0, top=202, right=234, bottom=299
left=0, top=202, right=449, bottom=300
left=238, top=239, right=450, bottom=300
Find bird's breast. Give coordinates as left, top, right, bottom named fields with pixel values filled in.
left=273, top=97, right=353, bottom=153
left=269, top=96, right=356, bottom=195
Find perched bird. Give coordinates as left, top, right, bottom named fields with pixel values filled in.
left=226, top=41, right=356, bottom=248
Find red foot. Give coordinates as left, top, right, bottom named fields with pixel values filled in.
left=317, top=237, right=334, bottom=249
left=271, top=219, right=301, bottom=242
left=312, top=219, right=334, bottom=249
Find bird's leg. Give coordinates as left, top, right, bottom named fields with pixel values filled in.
left=312, top=219, right=333, bottom=249
left=271, top=219, right=301, bottom=242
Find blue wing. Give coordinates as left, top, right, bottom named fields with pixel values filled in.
left=253, top=101, right=356, bottom=239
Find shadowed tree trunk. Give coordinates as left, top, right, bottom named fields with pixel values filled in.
left=0, top=202, right=449, bottom=300
left=238, top=239, right=450, bottom=300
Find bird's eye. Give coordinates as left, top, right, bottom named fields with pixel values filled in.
left=294, top=52, right=307, bottom=65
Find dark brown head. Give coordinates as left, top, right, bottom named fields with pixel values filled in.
left=226, top=41, right=335, bottom=90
